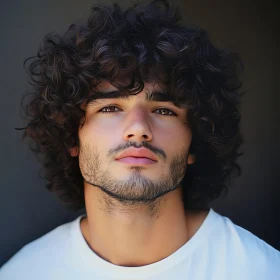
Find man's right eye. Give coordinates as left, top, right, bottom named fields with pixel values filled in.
left=98, top=106, right=120, bottom=114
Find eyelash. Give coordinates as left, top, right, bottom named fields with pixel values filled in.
left=98, top=106, right=177, bottom=117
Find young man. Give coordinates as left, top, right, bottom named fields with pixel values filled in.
left=1, top=0, right=279, bottom=279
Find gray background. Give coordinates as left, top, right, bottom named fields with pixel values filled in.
left=0, top=0, right=279, bottom=267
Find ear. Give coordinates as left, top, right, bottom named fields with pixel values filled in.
left=70, top=146, right=79, bottom=157
left=187, top=154, right=196, bottom=165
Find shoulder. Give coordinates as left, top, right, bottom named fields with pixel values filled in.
left=0, top=215, right=82, bottom=279
left=215, top=212, right=280, bottom=278
left=221, top=214, right=279, bottom=255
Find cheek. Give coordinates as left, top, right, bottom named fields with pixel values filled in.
left=156, top=121, right=191, bottom=144
left=79, top=117, right=120, bottom=152
left=86, top=112, right=120, bottom=128
left=157, top=123, right=192, bottom=159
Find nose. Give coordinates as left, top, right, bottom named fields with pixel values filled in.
left=122, top=107, right=153, bottom=142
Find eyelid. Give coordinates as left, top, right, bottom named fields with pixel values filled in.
left=94, top=100, right=179, bottom=109
left=87, top=97, right=179, bottom=107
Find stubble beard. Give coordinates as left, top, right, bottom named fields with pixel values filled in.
left=79, top=143, right=188, bottom=214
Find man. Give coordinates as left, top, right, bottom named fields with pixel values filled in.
left=1, top=0, right=279, bottom=279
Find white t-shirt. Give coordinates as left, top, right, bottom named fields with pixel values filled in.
left=1, top=208, right=279, bottom=280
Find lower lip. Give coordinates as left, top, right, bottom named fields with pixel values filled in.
left=117, top=157, right=157, bottom=165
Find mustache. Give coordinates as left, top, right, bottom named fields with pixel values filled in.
left=108, top=141, right=166, bottom=161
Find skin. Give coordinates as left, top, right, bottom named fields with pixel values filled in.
left=70, top=80, right=209, bottom=267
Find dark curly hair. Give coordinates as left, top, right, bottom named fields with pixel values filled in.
left=17, top=0, right=245, bottom=211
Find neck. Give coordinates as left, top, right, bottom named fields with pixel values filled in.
left=80, top=183, right=208, bottom=267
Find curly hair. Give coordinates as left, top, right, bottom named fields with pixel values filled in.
left=17, top=0, right=244, bottom=211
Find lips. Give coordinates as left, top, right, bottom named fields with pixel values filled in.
left=115, top=148, right=158, bottom=162
left=117, top=157, right=156, bottom=165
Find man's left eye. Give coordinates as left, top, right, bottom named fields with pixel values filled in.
left=154, top=108, right=177, bottom=116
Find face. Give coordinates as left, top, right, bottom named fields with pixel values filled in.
left=71, top=80, right=195, bottom=205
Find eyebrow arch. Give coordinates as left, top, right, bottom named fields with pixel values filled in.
left=87, top=90, right=178, bottom=106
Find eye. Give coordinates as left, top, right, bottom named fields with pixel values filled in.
left=98, top=106, right=177, bottom=117
left=154, top=108, right=177, bottom=117
left=99, top=106, right=120, bottom=113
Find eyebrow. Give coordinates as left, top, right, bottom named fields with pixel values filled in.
left=87, top=90, right=178, bottom=106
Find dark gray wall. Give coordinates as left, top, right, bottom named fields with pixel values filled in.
left=0, top=0, right=278, bottom=267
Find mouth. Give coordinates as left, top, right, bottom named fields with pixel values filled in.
left=116, top=157, right=157, bottom=165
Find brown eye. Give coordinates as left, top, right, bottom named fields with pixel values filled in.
left=155, top=108, right=176, bottom=117
left=99, top=106, right=120, bottom=113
